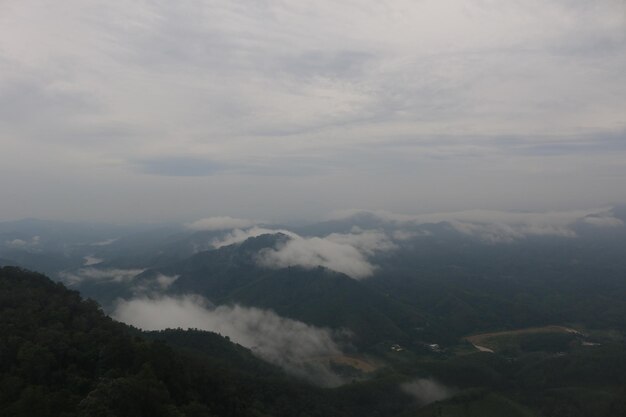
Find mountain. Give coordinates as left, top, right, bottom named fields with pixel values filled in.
left=0, top=266, right=348, bottom=417
left=144, top=234, right=425, bottom=349
left=368, top=229, right=626, bottom=342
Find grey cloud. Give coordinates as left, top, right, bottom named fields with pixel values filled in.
left=186, top=216, right=258, bottom=231
left=134, top=156, right=224, bottom=177
left=278, top=50, right=376, bottom=79
left=113, top=295, right=346, bottom=386
left=497, top=130, right=626, bottom=157
left=324, top=229, right=398, bottom=255
left=1, top=1, right=625, bottom=221
left=133, top=155, right=332, bottom=178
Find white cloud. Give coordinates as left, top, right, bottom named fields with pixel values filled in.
left=186, top=216, right=258, bottom=231
left=113, top=295, right=346, bottom=386
left=130, top=273, right=179, bottom=295
left=83, top=255, right=104, bottom=266
left=4, top=236, right=40, bottom=249
left=212, top=226, right=395, bottom=278
left=258, top=236, right=375, bottom=279
left=59, top=267, right=144, bottom=285
left=332, top=207, right=624, bottom=242
left=90, top=238, right=117, bottom=246
left=257, top=229, right=395, bottom=279
left=582, top=214, right=624, bottom=227
left=401, top=378, right=455, bottom=406
left=155, top=273, right=178, bottom=289
left=212, top=227, right=299, bottom=248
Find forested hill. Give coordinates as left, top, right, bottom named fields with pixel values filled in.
left=0, top=266, right=347, bottom=417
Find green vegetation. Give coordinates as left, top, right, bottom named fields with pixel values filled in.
left=404, top=390, right=536, bottom=417
left=3, top=250, right=626, bottom=416
left=0, top=266, right=346, bottom=417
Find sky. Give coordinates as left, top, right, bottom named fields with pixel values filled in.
left=1, top=0, right=625, bottom=223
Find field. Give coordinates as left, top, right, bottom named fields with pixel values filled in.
left=465, top=325, right=582, bottom=353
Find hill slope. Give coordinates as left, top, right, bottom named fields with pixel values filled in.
left=0, top=266, right=348, bottom=417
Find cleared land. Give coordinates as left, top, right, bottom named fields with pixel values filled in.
left=465, top=325, right=581, bottom=352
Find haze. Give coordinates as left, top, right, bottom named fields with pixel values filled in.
left=1, top=0, right=625, bottom=223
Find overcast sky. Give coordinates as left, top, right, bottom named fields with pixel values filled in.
left=1, top=1, right=625, bottom=223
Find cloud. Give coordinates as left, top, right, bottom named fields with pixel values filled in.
left=332, top=207, right=624, bottom=242
left=401, top=378, right=455, bottom=406
left=59, top=267, right=144, bottom=285
left=1, top=1, right=625, bottom=222
left=90, top=238, right=117, bottom=246
left=325, top=228, right=398, bottom=255
left=186, top=216, right=258, bottom=231
left=257, top=229, right=395, bottom=279
left=211, top=225, right=396, bottom=278
left=112, top=295, right=346, bottom=386
left=131, top=273, right=179, bottom=295
left=582, top=214, right=625, bottom=227
left=133, top=156, right=224, bottom=177
left=212, top=227, right=299, bottom=248
left=4, top=236, right=40, bottom=250
left=83, top=255, right=104, bottom=266
left=392, top=230, right=431, bottom=241
left=258, top=237, right=375, bottom=279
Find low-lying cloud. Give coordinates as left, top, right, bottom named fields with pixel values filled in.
left=213, top=226, right=396, bottom=279
left=324, top=228, right=397, bottom=255
left=113, top=295, right=346, bottom=386
left=131, top=273, right=179, bottom=295
left=332, top=207, right=624, bottom=242
left=59, top=267, right=144, bottom=285
left=83, top=255, right=104, bottom=266
left=401, top=378, right=455, bottom=406
left=4, top=236, right=40, bottom=250
left=90, top=238, right=117, bottom=246
left=258, top=229, right=395, bottom=279
left=212, top=227, right=299, bottom=248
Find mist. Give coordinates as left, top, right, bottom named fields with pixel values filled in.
left=211, top=225, right=396, bottom=279
left=113, top=295, right=348, bottom=387
left=59, top=268, right=145, bottom=285
left=401, top=378, right=456, bottom=406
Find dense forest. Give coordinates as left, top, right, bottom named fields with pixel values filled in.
left=0, top=266, right=347, bottom=417
left=2, top=266, right=626, bottom=416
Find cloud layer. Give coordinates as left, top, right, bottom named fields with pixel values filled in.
left=333, top=207, right=625, bottom=242
left=59, top=268, right=145, bottom=285
left=186, top=216, right=258, bottom=231
left=0, top=1, right=624, bottom=222
left=113, top=295, right=346, bottom=386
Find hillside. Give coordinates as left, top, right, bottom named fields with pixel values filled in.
left=150, top=235, right=424, bottom=349
left=0, top=266, right=346, bottom=417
